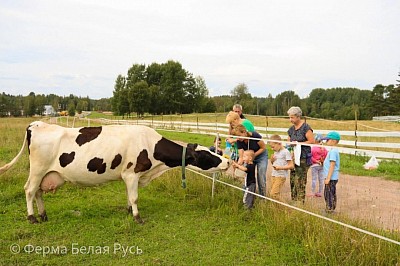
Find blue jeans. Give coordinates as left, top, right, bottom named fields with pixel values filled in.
left=311, top=165, right=324, bottom=194
left=254, top=151, right=268, bottom=196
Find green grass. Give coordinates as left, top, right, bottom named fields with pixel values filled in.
left=0, top=117, right=399, bottom=265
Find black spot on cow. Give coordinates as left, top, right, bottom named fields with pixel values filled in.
left=87, top=157, right=106, bottom=174
left=154, top=137, right=182, bottom=167
left=111, top=154, right=122, bottom=170
left=134, top=150, right=152, bottom=173
left=76, top=127, right=102, bottom=146
left=127, top=162, right=133, bottom=169
left=59, top=152, right=76, bottom=167
left=26, top=127, right=32, bottom=154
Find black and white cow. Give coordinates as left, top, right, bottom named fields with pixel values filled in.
left=0, top=121, right=229, bottom=224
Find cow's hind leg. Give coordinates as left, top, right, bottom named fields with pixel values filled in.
left=122, top=173, right=143, bottom=224
left=126, top=186, right=132, bottom=214
left=24, top=169, right=48, bottom=224
left=24, top=179, right=40, bottom=224
left=35, top=190, right=48, bottom=222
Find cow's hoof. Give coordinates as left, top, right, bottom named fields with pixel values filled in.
left=40, top=211, right=48, bottom=222
left=27, top=215, right=39, bottom=224
left=134, top=215, right=144, bottom=224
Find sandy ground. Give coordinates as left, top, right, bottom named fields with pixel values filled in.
left=228, top=160, right=400, bottom=232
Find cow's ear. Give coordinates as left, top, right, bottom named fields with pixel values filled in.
left=187, top=143, right=198, bottom=151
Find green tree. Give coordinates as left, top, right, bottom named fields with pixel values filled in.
left=119, top=88, right=130, bottom=117
left=305, top=87, right=372, bottom=119
left=13, top=95, right=24, bottom=116
left=126, top=64, right=146, bottom=87
left=93, top=98, right=111, bottom=111
left=160, top=60, right=186, bottom=114
left=184, top=75, right=209, bottom=113
left=112, top=75, right=127, bottom=115
left=67, top=100, right=75, bottom=117
left=146, top=62, right=163, bottom=86
left=386, top=84, right=400, bottom=115
left=253, top=97, right=265, bottom=115
left=202, top=98, right=217, bottom=113
left=274, top=90, right=301, bottom=116
left=231, top=83, right=251, bottom=103
left=129, top=80, right=150, bottom=117
left=76, top=98, right=89, bottom=114
left=148, top=85, right=162, bottom=115
left=24, top=92, right=36, bottom=117
left=368, top=84, right=386, bottom=116
left=0, top=93, right=9, bottom=116
left=212, top=95, right=234, bottom=113
left=307, top=88, right=326, bottom=117
left=264, top=93, right=275, bottom=116
left=35, top=94, right=47, bottom=115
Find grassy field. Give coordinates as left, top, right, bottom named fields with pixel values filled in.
left=0, top=117, right=399, bottom=265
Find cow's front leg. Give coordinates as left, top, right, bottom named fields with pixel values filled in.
left=123, top=174, right=143, bottom=224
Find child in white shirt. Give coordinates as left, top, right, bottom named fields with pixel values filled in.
left=269, top=135, right=294, bottom=200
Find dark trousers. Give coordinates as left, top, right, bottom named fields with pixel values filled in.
left=324, top=180, right=338, bottom=211
left=290, top=159, right=309, bottom=202
left=243, top=183, right=256, bottom=209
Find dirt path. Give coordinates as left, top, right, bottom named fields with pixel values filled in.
left=265, top=161, right=400, bottom=232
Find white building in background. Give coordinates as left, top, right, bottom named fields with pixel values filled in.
left=372, top=116, right=400, bottom=122
left=43, top=105, right=56, bottom=116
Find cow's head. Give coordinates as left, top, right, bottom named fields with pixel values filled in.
left=185, top=144, right=229, bottom=172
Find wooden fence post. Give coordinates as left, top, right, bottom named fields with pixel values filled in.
left=355, top=110, right=358, bottom=150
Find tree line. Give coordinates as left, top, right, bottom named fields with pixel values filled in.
left=0, top=92, right=110, bottom=117
left=1, top=60, right=399, bottom=120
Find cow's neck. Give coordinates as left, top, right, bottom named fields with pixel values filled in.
left=154, top=137, right=186, bottom=168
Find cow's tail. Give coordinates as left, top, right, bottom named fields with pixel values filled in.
left=0, top=131, right=28, bottom=175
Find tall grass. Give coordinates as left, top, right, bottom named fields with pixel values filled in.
left=0, top=117, right=399, bottom=265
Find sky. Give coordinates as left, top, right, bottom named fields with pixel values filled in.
left=1, top=0, right=399, bottom=99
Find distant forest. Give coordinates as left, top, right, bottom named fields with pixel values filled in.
left=1, top=61, right=399, bottom=120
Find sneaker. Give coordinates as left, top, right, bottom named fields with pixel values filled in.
left=315, top=192, right=322, bottom=197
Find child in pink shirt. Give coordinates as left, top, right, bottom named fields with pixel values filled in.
left=310, top=134, right=327, bottom=197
